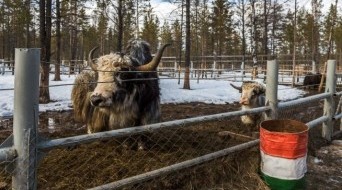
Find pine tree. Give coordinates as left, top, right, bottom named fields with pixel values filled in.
left=322, top=2, right=338, bottom=59
left=172, top=19, right=182, bottom=61
left=160, top=21, right=173, bottom=57
left=140, top=4, right=159, bottom=52
left=211, top=0, right=232, bottom=55
left=96, top=1, right=108, bottom=54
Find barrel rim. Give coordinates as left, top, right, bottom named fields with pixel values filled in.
left=260, top=119, right=309, bottom=134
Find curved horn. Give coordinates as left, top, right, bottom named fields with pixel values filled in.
left=88, top=46, right=99, bottom=71
left=230, top=83, right=242, bottom=92
left=136, top=43, right=171, bottom=71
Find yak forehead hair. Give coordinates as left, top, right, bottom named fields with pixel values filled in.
left=125, top=39, right=153, bottom=66
left=242, top=81, right=266, bottom=95
left=96, top=53, right=132, bottom=69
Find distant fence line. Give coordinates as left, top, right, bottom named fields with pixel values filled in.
left=0, top=48, right=341, bottom=189
left=2, top=54, right=342, bottom=75
left=0, top=56, right=336, bottom=87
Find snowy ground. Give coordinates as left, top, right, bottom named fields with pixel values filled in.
left=0, top=71, right=306, bottom=117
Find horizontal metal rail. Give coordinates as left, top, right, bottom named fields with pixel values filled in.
left=37, top=106, right=270, bottom=150
left=334, top=91, right=342, bottom=96
left=306, top=116, right=330, bottom=129
left=278, top=92, right=330, bottom=110
left=88, top=139, right=260, bottom=190
left=333, top=113, right=342, bottom=120
left=87, top=116, right=330, bottom=190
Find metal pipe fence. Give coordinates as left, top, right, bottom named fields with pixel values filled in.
left=0, top=49, right=341, bottom=189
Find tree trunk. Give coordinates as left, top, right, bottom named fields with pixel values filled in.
left=178, top=0, right=184, bottom=85
left=251, top=0, right=258, bottom=80
left=263, top=0, right=268, bottom=56
left=291, top=0, right=297, bottom=87
left=70, top=1, right=78, bottom=74
left=25, top=0, right=31, bottom=47
left=271, top=0, right=276, bottom=57
left=117, top=0, right=123, bottom=52
left=242, top=0, right=246, bottom=76
left=54, top=0, right=61, bottom=81
left=183, top=0, right=190, bottom=89
left=39, top=0, right=51, bottom=103
left=318, top=0, right=338, bottom=92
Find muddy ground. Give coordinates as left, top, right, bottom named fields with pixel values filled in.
left=0, top=101, right=341, bottom=189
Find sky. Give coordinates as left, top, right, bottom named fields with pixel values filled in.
left=149, top=0, right=340, bottom=24
left=0, top=71, right=306, bottom=118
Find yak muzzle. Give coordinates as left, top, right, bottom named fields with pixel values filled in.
left=90, top=95, right=107, bottom=107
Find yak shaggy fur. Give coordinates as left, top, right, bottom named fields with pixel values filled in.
left=237, top=81, right=266, bottom=126
left=71, top=40, right=161, bottom=134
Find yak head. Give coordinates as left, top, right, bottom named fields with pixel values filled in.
left=230, top=81, right=266, bottom=108
left=88, top=44, right=170, bottom=107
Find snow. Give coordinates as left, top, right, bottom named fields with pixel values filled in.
left=0, top=72, right=306, bottom=118
left=313, top=157, right=323, bottom=164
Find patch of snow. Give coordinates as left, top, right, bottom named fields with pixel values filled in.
left=313, top=157, right=323, bottom=164
left=0, top=73, right=307, bottom=117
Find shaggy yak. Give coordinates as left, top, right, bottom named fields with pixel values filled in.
left=71, top=40, right=170, bottom=148
left=230, top=81, right=266, bottom=129
left=303, top=73, right=322, bottom=89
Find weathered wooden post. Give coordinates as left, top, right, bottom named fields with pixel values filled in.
left=265, top=60, right=279, bottom=120
left=13, top=48, right=40, bottom=189
left=322, top=60, right=336, bottom=141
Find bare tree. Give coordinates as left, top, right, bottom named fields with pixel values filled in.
left=250, top=0, right=258, bottom=80
left=263, top=0, right=268, bottom=56
left=311, top=0, right=321, bottom=74
left=236, top=0, right=247, bottom=75
left=25, top=0, right=31, bottom=47
left=54, top=0, right=61, bottom=81
left=39, top=0, right=52, bottom=103
left=117, top=0, right=123, bottom=52
left=183, top=0, right=190, bottom=89
left=69, top=1, right=78, bottom=74
left=291, top=0, right=297, bottom=87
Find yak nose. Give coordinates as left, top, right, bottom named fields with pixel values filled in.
left=240, top=97, right=249, bottom=105
left=90, top=95, right=104, bottom=106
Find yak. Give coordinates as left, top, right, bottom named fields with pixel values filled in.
left=303, top=73, right=322, bottom=89
left=230, top=81, right=266, bottom=128
left=71, top=40, right=170, bottom=146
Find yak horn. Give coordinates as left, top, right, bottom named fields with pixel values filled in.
left=230, top=83, right=242, bottom=92
left=136, top=43, right=171, bottom=71
left=88, top=46, right=99, bottom=71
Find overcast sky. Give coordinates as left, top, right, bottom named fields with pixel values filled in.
left=149, top=0, right=340, bottom=25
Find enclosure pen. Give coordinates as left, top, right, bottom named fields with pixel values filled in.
left=0, top=49, right=341, bottom=189
left=88, top=139, right=260, bottom=190
left=37, top=106, right=270, bottom=151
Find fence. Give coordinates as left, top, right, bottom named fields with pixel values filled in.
left=3, top=54, right=341, bottom=85
left=0, top=49, right=341, bottom=189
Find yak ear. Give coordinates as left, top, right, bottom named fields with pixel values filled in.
left=230, top=83, right=242, bottom=93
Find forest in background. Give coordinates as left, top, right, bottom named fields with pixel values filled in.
left=0, top=0, right=342, bottom=101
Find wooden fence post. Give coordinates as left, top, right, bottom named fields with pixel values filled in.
left=265, top=60, right=279, bottom=120
left=322, top=60, right=336, bottom=141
